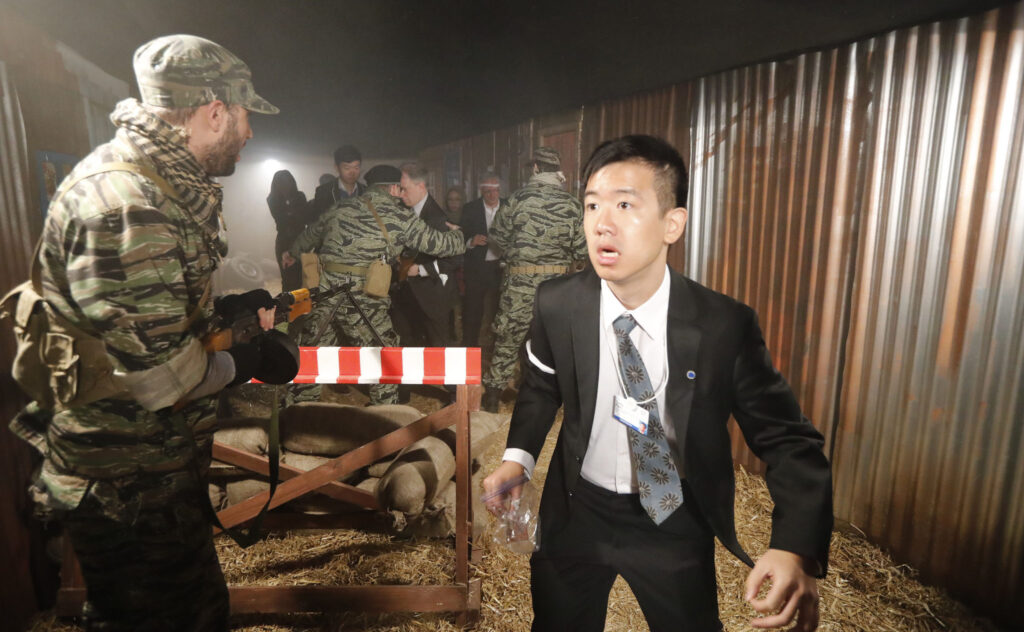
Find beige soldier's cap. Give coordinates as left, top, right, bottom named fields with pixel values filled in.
left=133, top=34, right=279, bottom=114
left=528, top=146, right=561, bottom=169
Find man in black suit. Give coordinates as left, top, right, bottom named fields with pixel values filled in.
left=483, top=136, right=832, bottom=631
left=310, top=144, right=365, bottom=219
left=392, top=162, right=460, bottom=348
left=460, top=173, right=506, bottom=350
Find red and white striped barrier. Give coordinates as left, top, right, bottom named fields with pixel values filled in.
left=285, top=347, right=481, bottom=385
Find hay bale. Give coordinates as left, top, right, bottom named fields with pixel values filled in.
left=376, top=436, right=455, bottom=514
left=280, top=403, right=404, bottom=456
left=213, top=417, right=269, bottom=455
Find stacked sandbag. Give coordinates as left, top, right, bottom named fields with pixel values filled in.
left=207, top=402, right=511, bottom=539
left=218, top=383, right=279, bottom=419
left=281, top=403, right=418, bottom=455
left=433, top=411, right=511, bottom=459
left=375, top=436, right=456, bottom=514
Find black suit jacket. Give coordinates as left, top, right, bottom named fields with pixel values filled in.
left=460, top=197, right=508, bottom=280
left=507, top=268, right=833, bottom=574
left=310, top=177, right=366, bottom=219
left=405, top=194, right=460, bottom=318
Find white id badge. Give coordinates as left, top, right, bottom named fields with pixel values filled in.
left=613, top=395, right=649, bottom=435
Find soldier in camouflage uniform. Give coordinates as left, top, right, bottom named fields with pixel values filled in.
left=6, top=35, right=279, bottom=631
left=284, top=164, right=466, bottom=405
left=481, top=147, right=587, bottom=412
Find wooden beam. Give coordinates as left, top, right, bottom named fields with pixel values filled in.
left=215, top=406, right=459, bottom=529
left=228, top=584, right=471, bottom=613
left=212, top=442, right=378, bottom=510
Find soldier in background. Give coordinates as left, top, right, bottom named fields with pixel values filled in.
left=481, top=147, right=587, bottom=412
left=9, top=35, right=280, bottom=630
left=283, top=164, right=466, bottom=405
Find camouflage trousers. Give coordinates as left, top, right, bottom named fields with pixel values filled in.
left=64, top=471, right=228, bottom=631
left=483, top=273, right=557, bottom=391
left=290, top=282, right=401, bottom=405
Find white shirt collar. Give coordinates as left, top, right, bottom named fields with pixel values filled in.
left=600, top=266, right=671, bottom=341
left=412, top=195, right=428, bottom=216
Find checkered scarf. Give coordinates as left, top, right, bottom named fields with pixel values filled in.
left=110, top=98, right=227, bottom=256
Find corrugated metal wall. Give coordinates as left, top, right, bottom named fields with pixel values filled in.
left=687, top=3, right=1024, bottom=619
left=419, top=3, right=1024, bottom=623
left=830, top=4, right=1024, bottom=618
left=0, top=59, right=46, bottom=631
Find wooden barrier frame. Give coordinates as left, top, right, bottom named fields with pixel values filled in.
left=56, top=358, right=483, bottom=627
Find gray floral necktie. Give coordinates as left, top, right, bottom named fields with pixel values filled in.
left=613, top=313, right=683, bottom=524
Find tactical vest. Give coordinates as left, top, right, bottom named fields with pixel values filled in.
left=0, top=163, right=186, bottom=411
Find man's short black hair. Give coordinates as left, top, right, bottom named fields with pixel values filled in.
left=581, top=135, right=689, bottom=211
left=334, top=145, right=361, bottom=165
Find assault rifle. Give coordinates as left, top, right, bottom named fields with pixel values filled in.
left=202, top=284, right=351, bottom=353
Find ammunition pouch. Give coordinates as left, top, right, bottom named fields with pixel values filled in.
left=1, top=281, right=128, bottom=411
left=301, top=253, right=321, bottom=288
left=364, top=258, right=392, bottom=298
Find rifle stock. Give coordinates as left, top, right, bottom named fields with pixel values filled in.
left=201, top=284, right=351, bottom=353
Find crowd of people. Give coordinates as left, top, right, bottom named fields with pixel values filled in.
left=269, top=141, right=587, bottom=410
left=8, top=33, right=832, bottom=632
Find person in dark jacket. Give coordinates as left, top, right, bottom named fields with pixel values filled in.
left=267, top=169, right=308, bottom=292
left=310, top=145, right=365, bottom=219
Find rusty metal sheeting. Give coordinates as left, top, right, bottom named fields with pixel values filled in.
left=689, top=3, right=1024, bottom=622
left=418, top=3, right=1024, bottom=622
left=832, top=4, right=1024, bottom=620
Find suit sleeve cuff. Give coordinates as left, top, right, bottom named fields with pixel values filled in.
left=502, top=448, right=536, bottom=479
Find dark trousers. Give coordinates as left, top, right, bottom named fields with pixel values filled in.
left=66, top=488, right=229, bottom=631
left=462, top=260, right=501, bottom=347
left=530, top=478, right=722, bottom=632
left=391, top=282, right=453, bottom=348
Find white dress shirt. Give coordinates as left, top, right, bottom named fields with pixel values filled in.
left=410, top=195, right=445, bottom=283
left=504, top=266, right=678, bottom=493
left=467, top=201, right=501, bottom=261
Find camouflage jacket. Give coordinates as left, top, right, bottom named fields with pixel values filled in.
left=489, top=172, right=586, bottom=268
left=20, top=100, right=223, bottom=515
left=290, top=187, right=466, bottom=288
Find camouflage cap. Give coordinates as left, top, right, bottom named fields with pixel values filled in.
left=133, top=34, right=279, bottom=114
left=528, top=146, right=561, bottom=168
left=364, top=164, right=403, bottom=186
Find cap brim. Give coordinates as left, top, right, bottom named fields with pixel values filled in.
left=243, top=93, right=279, bottom=115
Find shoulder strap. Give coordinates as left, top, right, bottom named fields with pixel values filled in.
left=366, top=199, right=394, bottom=258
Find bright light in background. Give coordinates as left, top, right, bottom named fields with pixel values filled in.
left=262, top=158, right=283, bottom=174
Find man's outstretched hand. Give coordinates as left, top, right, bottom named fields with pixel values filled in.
left=744, top=549, right=820, bottom=631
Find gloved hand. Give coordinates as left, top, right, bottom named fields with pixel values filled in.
left=214, top=289, right=276, bottom=322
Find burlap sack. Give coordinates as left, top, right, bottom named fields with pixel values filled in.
left=434, top=410, right=511, bottom=458
left=397, top=481, right=457, bottom=538
left=376, top=436, right=455, bottom=514
left=281, top=403, right=405, bottom=456
left=208, top=483, right=227, bottom=512
left=224, top=476, right=271, bottom=506
left=357, top=477, right=380, bottom=493
left=213, top=417, right=270, bottom=455
left=218, top=384, right=278, bottom=419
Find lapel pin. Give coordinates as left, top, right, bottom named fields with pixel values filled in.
left=686, top=370, right=696, bottom=380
